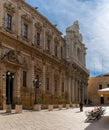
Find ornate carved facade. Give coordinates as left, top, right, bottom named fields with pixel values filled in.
left=0, top=0, right=89, bottom=109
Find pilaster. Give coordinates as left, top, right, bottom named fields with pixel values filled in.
left=42, top=62, right=46, bottom=93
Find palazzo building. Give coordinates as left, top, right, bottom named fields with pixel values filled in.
left=88, top=74, right=109, bottom=105
left=0, top=0, right=89, bottom=109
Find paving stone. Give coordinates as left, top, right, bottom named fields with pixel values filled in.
left=0, top=107, right=109, bottom=130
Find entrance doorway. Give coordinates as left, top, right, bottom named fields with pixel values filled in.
left=100, top=97, right=104, bottom=104
left=6, top=71, right=14, bottom=105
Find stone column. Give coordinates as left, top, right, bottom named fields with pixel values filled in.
left=59, top=71, right=62, bottom=96
left=43, top=26, right=46, bottom=50
left=51, top=67, right=54, bottom=95
left=17, top=9, right=22, bottom=37
left=75, top=79, right=78, bottom=102
left=31, top=20, right=35, bottom=45
left=0, top=64, right=6, bottom=110
left=71, top=78, right=75, bottom=102
left=42, top=62, right=46, bottom=93
left=68, top=76, right=71, bottom=102
left=16, top=68, right=22, bottom=97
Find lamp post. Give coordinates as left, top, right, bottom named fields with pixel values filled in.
left=33, top=76, right=41, bottom=104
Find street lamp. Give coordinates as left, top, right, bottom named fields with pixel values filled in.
left=33, top=76, right=41, bottom=104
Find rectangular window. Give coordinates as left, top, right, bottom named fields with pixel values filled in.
left=55, top=46, right=57, bottom=57
left=54, top=80, right=57, bottom=92
left=23, top=24, right=28, bottom=38
left=62, top=82, right=64, bottom=92
left=37, top=32, right=40, bottom=45
left=47, top=39, right=50, bottom=51
left=6, top=14, right=12, bottom=30
left=23, top=71, right=27, bottom=87
left=46, top=77, right=49, bottom=90
left=99, top=84, right=102, bottom=89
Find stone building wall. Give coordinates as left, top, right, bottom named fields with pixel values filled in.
left=88, top=74, right=109, bottom=105
left=0, top=0, right=89, bottom=109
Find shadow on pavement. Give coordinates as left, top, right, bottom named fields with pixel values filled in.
left=84, top=116, right=109, bottom=130
left=0, top=111, right=17, bottom=116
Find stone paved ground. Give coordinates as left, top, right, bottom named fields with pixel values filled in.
left=0, top=106, right=109, bottom=130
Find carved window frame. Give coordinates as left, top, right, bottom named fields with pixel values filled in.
left=34, top=22, right=42, bottom=47
left=4, top=2, right=16, bottom=33
left=23, top=23, right=28, bottom=39
left=45, top=30, right=52, bottom=52
left=54, top=37, right=59, bottom=57
left=21, top=14, right=32, bottom=41
left=6, top=13, right=12, bottom=30
left=54, top=45, right=58, bottom=57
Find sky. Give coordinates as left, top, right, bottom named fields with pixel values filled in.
left=26, top=0, right=109, bottom=77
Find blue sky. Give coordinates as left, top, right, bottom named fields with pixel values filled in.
left=26, top=0, right=109, bottom=77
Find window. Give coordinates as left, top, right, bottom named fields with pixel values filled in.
left=62, top=82, right=64, bottom=92
left=55, top=46, right=57, bottom=57
left=23, top=71, right=27, bottom=87
left=61, top=47, right=63, bottom=59
left=77, top=48, right=81, bottom=61
left=99, top=84, right=102, bottom=89
left=54, top=80, right=58, bottom=92
left=23, top=24, right=28, bottom=38
left=6, top=14, right=12, bottom=30
left=46, top=77, right=49, bottom=90
left=107, top=84, right=109, bottom=88
left=37, top=32, right=40, bottom=45
left=47, top=39, right=50, bottom=51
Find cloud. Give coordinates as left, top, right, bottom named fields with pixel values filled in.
left=26, top=0, right=109, bottom=77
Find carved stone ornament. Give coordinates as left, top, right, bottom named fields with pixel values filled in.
left=46, top=30, right=52, bottom=38
left=21, top=14, right=32, bottom=22
left=4, top=2, right=16, bottom=13
left=54, top=37, right=59, bottom=43
left=35, top=22, right=42, bottom=32
left=0, top=49, right=19, bottom=64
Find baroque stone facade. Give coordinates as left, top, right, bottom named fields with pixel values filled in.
left=0, top=0, right=89, bottom=109
left=88, top=74, right=109, bottom=105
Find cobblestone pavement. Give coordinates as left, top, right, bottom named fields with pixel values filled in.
left=0, top=106, right=109, bottom=130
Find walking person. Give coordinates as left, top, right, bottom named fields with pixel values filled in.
left=79, top=102, right=83, bottom=112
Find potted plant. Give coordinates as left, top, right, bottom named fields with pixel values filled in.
left=15, top=97, right=22, bottom=113
left=48, top=95, right=54, bottom=111
left=48, top=100, right=54, bottom=111
left=66, top=100, right=70, bottom=109
left=34, top=97, right=42, bottom=111
left=58, top=100, right=63, bottom=110
left=72, top=101, right=77, bottom=108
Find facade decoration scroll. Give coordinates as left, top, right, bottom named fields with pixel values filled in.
left=4, top=1, right=16, bottom=14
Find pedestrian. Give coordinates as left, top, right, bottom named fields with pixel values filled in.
left=79, top=102, right=83, bottom=112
